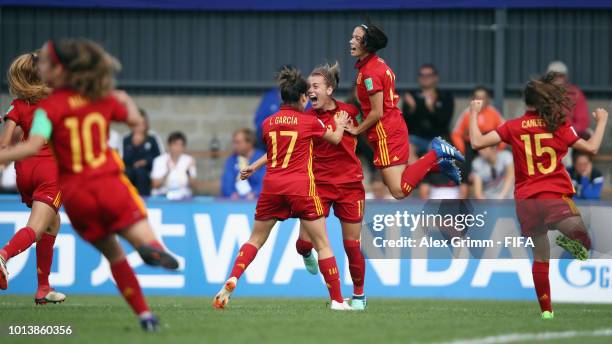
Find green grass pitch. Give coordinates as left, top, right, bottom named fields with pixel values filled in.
left=1, top=296, right=611, bottom=344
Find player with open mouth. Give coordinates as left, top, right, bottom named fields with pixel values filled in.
left=347, top=23, right=464, bottom=200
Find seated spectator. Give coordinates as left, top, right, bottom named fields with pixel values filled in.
left=402, top=64, right=454, bottom=161
left=547, top=61, right=590, bottom=138
left=122, top=109, right=161, bottom=196
left=365, top=172, right=393, bottom=200
left=151, top=132, right=197, bottom=200
left=568, top=152, right=603, bottom=200
left=119, top=108, right=165, bottom=156
left=471, top=146, right=514, bottom=199
left=419, top=172, right=465, bottom=200
left=221, top=128, right=266, bottom=199
left=253, top=87, right=280, bottom=151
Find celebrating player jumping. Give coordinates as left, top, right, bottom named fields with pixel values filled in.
left=0, top=39, right=179, bottom=331
left=469, top=72, right=608, bottom=320
left=214, top=66, right=356, bottom=311
left=0, top=51, right=66, bottom=304
left=348, top=23, right=464, bottom=199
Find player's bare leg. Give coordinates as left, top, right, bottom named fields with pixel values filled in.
left=214, top=219, right=276, bottom=309
left=341, top=221, right=366, bottom=310
left=530, top=230, right=553, bottom=320
left=301, top=217, right=352, bottom=310
left=119, top=219, right=178, bottom=270
left=552, top=216, right=590, bottom=261
left=297, top=222, right=318, bottom=274
left=92, top=234, right=159, bottom=332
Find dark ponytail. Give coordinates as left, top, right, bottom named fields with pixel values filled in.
left=523, top=72, right=573, bottom=132
left=359, top=24, right=388, bottom=53
left=276, top=66, right=307, bottom=105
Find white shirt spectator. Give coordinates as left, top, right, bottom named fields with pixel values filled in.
left=471, top=150, right=514, bottom=199
left=1, top=162, right=17, bottom=191
left=151, top=153, right=196, bottom=199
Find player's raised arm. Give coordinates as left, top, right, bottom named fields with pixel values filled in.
left=469, top=99, right=502, bottom=150
left=322, top=111, right=349, bottom=145
left=346, top=92, right=383, bottom=135
left=113, top=90, right=143, bottom=129
left=572, top=108, right=608, bottom=155
left=0, top=109, right=48, bottom=164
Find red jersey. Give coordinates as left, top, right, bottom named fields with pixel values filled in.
left=355, top=54, right=404, bottom=142
left=495, top=111, right=579, bottom=199
left=261, top=105, right=326, bottom=196
left=4, top=98, right=53, bottom=158
left=36, top=88, right=128, bottom=182
left=308, top=100, right=363, bottom=184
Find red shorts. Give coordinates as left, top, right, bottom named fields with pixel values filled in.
left=515, top=192, right=581, bottom=236
left=370, top=121, right=409, bottom=169
left=15, top=157, right=61, bottom=213
left=318, top=182, right=365, bottom=223
left=255, top=193, right=324, bottom=221
left=60, top=174, right=147, bottom=242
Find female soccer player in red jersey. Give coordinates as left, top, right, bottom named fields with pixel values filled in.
left=348, top=24, right=464, bottom=199
left=293, top=62, right=368, bottom=309
left=214, top=66, right=355, bottom=311
left=0, top=39, right=179, bottom=331
left=0, top=52, right=66, bottom=304
left=469, top=72, right=608, bottom=320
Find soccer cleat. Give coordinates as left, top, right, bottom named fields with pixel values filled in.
left=302, top=252, right=319, bottom=275
left=0, top=254, right=8, bottom=290
left=541, top=311, right=554, bottom=320
left=431, top=137, right=465, bottom=162
left=438, top=159, right=462, bottom=184
left=556, top=235, right=589, bottom=261
left=213, top=277, right=237, bottom=309
left=330, top=300, right=354, bottom=311
left=34, top=287, right=66, bottom=305
left=140, top=314, right=160, bottom=332
left=137, top=245, right=179, bottom=270
left=348, top=295, right=367, bottom=311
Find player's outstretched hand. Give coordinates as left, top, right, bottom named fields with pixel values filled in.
left=345, top=121, right=359, bottom=136
left=470, top=99, right=483, bottom=114
left=593, top=108, right=608, bottom=123
left=240, top=166, right=255, bottom=180
left=334, top=110, right=350, bottom=128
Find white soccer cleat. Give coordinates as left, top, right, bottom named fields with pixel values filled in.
left=35, top=288, right=66, bottom=305
left=213, top=277, right=237, bottom=309
left=0, top=254, right=8, bottom=290
left=330, top=300, right=354, bottom=311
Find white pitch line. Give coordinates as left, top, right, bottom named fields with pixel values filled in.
left=436, top=328, right=612, bottom=344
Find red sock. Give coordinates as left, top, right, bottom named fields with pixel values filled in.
left=110, top=258, right=150, bottom=316
left=36, top=233, right=56, bottom=289
left=318, top=256, right=343, bottom=303
left=401, top=151, right=438, bottom=196
left=229, top=243, right=258, bottom=280
left=343, top=240, right=365, bottom=296
left=295, top=238, right=314, bottom=257
left=532, top=261, right=552, bottom=312
left=1, top=227, right=37, bottom=260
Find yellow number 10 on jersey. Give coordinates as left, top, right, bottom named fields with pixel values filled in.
left=64, top=112, right=108, bottom=173
left=520, top=133, right=557, bottom=176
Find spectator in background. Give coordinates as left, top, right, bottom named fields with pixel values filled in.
left=451, top=86, right=505, bottom=182
left=568, top=151, right=603, bottom=200
left=402, top=64, right=454, bottom=161
left=547, top=61, right=590, bottom=137
left=0, top=162, right=17, bottom=193
left=151, top=132, right=197, bottom=200
left=253, top=87, right=280, bottom=151
left=123, top=108, right=161, bottom=196
left=221, top=128, right=265, bottom=199
left=471, top=146, right=514, bottom=199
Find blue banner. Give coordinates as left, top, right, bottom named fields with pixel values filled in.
left=1, top=196, right=611, bottom=303
left=1, top=0, right=611, bottom=10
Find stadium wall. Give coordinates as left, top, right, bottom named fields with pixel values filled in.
left=2, top=196, right=611, bottom=303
